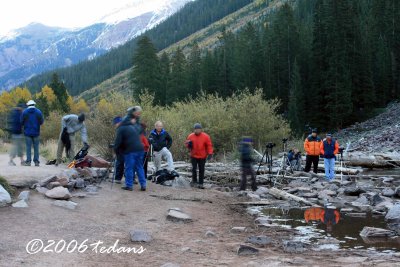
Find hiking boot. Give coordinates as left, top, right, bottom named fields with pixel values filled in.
left=21, top=161, right=31, bottom=166
left=140, top=187, right=146, bottom=191
left=8, top=160, right=16, bottom=166
left=197, top=184, right=205, bottom=189
left=34, top=161, right=40, bottom=167
left=121, top=186, right=133, bottom=191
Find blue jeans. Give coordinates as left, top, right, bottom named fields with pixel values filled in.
left=25, top=136, right=40, bottom=163
left=324, top=158, right=335, bottom=180
left=124, top=152, right=146, bottom=189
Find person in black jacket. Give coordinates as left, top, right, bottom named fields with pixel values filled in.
left=149, top=121, right=175, bottom=172
left=239, top=137, right=257, bottom=191
left=113, top=112, right=146, bottom=191
left=7, top=103, right=25, bottom=166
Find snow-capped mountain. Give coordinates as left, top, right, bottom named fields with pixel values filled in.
left=0, top=0, right=192, bottom=90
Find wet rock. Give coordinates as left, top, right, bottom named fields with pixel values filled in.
left=130, top=230, right=152, bottom=242
left=52, top=200, right=77, bottom=210
left=237, top=244, right=259, bottom=256
left=167, top=209, right=192, bottom=223
left=48, top=181, right=61, bottom=189
left=18, top=190, right=30, bottom=201
left=246, top=236, right=272, bottom=246
left=171, top=177, right=190, bottom=189
left=344, top=187, right=365, bottom=196
left=283, top=241, right=307, bottom=253
left=231, top=227, right=247, bottom=233
left=205, top=230, right=217, bottom=238
left=39, top=175, right=58, bottom=187
left=12, top=199, right=28, bottom=208
left=45, top=186, right=71, bottom=200
left=360, top=226, right=394, bottom=237
left=75, top=178, right=85, bottom=188
left=354, top=195, right=370, bottom=205
left=385, top=203, right=400, bottom=223
left=0, top=185, right=11, bottom=207
left=35, top=186, right=48, bottom=194
left=382, top=188, right=395, bottom=197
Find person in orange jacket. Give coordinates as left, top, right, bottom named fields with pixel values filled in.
left=320, top=133, right=339, bottom=181
left=185, top=123, right=213, bottom=189
left=303, top=129, right=322, bottom=173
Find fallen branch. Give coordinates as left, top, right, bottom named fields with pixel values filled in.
left=268, top=187, right=317, bottom=206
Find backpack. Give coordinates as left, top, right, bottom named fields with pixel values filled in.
left=150, top=169, right=179, bottom=184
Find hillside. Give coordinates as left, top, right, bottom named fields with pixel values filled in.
left=79, top=0, right=289, bottom=103
left=20, top=0, right=253, bottom=96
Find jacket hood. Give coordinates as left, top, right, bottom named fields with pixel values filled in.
left=151, top=129, right=165, bottom=135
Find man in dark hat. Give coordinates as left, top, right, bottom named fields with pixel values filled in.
left=303, top=128, right=321, bottom=174
left=56, top=113, right=88, bottom=166
left=185, top=123, right=213, bottom=189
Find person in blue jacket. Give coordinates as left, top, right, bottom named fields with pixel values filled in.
left=21, top=100, right=44, bottom=166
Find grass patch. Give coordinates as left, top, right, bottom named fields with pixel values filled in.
left=0, top=176, right=15, bottom=196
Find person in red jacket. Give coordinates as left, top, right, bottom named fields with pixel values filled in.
left=185, top=123, right=213, bottom=189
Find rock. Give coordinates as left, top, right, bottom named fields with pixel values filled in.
left=39, top=175, right=58, bottom=187
left=385, top=203, right=400, bottom=223
left=56, top=177, right=69, bottom=186
left=18, top=190, right=30, bottom=201
left=237, top=245, right=259, bottom=256
left=160, top=263, right=180, bottom=267
left=354, top=195, right=370, bottom=205
left=344, top=187, right=366, bottom=196
left=167, top=209, right=192, bottom=223
left=171, top=177, right=191, bottom=189
left=84, top=185, right=98, bottom=193
left=360, top=226, right=394, bottom=237
left=231, top=227, right=247, bottom=233
left=36, top=186, right=48, bottom=194
left=45, top=186, right=71, bottom=200
left=247, top=193, right=261, bottom=201
left=318, top=190, right=336, bottom=199
left=130, top=230, right=152, bottom=242
left=52, top=200, right=78, bottom=210
left=371, top=194, right=385, bottom=206
left=75, top=178, right=85, bottom=188
left=48, top=181, right=61, bottom=189
left=254, top=187, right=269, bottom=196
left=72, top=192, right=87, bottom=198
left=395, top=187, right=400, bottom=197
left=0, top=185, right=12, bottom=207
left=67, top=180, right=76, bottom=191
left=283, top=241, right=307, bottom=253
left=62, top=169, right=79, bottom=180
left=205, top=230, right=217, bottom=238
left=301, top=192, right=318, bottom=198
left=246, top=236, right=272, bottom=246
left=12, top=199, right=28, bottom=208
left=382, top=188, right=395, bottom=197
left=327, top=184, right=339, bottom=192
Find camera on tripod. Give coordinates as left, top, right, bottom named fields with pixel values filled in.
left=339, top=147, right=345, bottom=154
left=266, top=142, right=276, bottom=149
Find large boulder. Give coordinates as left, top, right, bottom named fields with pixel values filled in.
left=45, top=186, right=71, bottom=200
left=0, top=185, right=12, bottom=207
left=385, top=203, right=400, bottom=223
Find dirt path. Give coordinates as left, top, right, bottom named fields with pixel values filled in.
left=1, top=154, right=399, bottom=266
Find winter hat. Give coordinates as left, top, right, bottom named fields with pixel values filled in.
left=112, top=116, right=122, bottom=125
left=326, top=133, right=332, bottom=138
left=194, top=123, right=202, bottom=129
left=312, top=128, right=318, bottom=133
left=241, top=136, right=253, bottom=144
left=78, top=113, right=85, bottom=122
left=26, top=100, right=36, bottom=106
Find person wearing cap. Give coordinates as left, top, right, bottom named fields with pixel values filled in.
left=56, top=113, right=88, bottom=166
left=185, top=123, right=213, bottom=189
left=21, top=100, right=44, bottom=166
left=113, top=109, right=146, bottom=191
left=239, top=137, right=257, bottom=191
left=320, top=133, right=339, bottom=181
left=149, top=121, right=174, bottom=173
left=7, top=103, right=26, bottom=166
left=112, top=116, right=125, bottom=184
left=303, top=129, right=321, bottom=173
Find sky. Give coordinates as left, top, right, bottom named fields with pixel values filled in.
left=0, top=0, right=138, bottom=36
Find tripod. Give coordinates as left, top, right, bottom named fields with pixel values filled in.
left=256, top=144, right=274, bottom=185
left=338, top=150, right=347, bottom=183
left=276, top=140, right=294, bottom=180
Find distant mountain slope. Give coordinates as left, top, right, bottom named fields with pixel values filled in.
left=20, top=0, right=253, bottom=96
left=0, top=0, right=192, bottom=90
left=79, top=0, right=288, bottom=103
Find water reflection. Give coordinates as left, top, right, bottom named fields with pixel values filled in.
left=304, top=207, right=340, bottom=233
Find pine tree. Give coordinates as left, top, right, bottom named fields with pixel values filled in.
left=288, top=59, right=304, bottom=134
left=168, top=48, right=187, bottom=103
left=159, top=52, right=170, bottom=106
left=131, top=36, right=160, bottom=98
left=50, top=73, right=69, bottom=113
left=187, top=42, right=202, bottom=97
